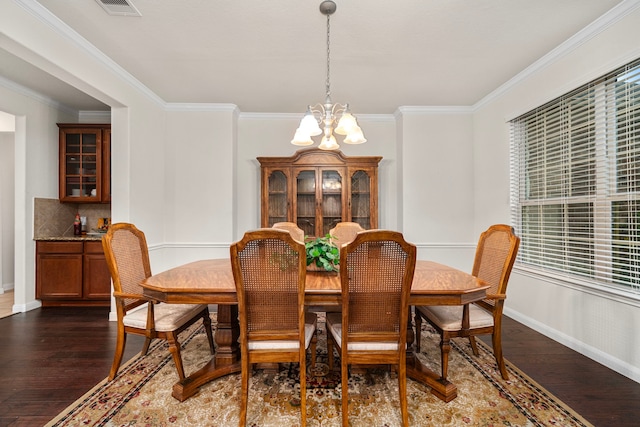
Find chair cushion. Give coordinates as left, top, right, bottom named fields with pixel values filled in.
left=326, top=313, right=400, bottom=351
left=123, top=302, right=207, bottom=332
left=248, top=312, right=317, bottom=350
left=416, top=304, right=494, bottom=331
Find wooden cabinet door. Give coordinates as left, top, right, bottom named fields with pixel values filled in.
left=58, top=125, right=103, bottom=203
left=293, top=167, right=318, bottom=237
left=83, top=241, right=111, bottom=300
left=262, top=168, right=291, bottom=227
left=348, top=167, right=378, bottom=229
left=58, top=123, right=111, bottom=203
left=320, top=167, right=347, bottom=236
left=36, top=242, right=83, bottom=300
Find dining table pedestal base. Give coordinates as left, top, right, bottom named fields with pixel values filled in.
left=406, top=355, right=457, bottom=402
left=172, top=304, right=241, bottom=402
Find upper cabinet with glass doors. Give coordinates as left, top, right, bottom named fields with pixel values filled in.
left=258, top=148, right=381, bottom=238
left=58, top=124, right=111, bottom=203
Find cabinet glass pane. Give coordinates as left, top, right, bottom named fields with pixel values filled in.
left=296, top=170, right=316, bottom=237
left=64, top=132, right=98, bottom=198
left=351, top=170, right=371, bottom=229
left=322, top=170, right=342, bottom=235
left=267, top=171, right=288, bottom=226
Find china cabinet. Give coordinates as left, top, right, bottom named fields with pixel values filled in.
left=258, top=148, right=381, bottom=238
left=58, top=123, right=111, bottom=203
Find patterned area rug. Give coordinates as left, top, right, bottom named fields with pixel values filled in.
left=46, top=315, right=593, bottom=427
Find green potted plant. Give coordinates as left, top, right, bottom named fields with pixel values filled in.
left=305, top=234, right=339, bottom=272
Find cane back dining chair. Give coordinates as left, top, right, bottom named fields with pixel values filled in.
left=414, top=224, right=520, bottom=381
left=102, top=222, right=215, bottom=381
left=272, top=221, right=305, bottom=244
left=326, top=230, right=417, bottom=427
left=230, top=228, right=317, bottom=426
left=328, top=221, right=365, bottom=248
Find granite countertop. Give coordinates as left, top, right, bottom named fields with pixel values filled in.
left=35, top=235, right=105, bottom=241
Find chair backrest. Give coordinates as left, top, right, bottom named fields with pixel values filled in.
left=340, top=230, right=416, bottom=344
left=272, top=222, right=305, bottom=244
left=102, top=222, right=152, bottom=311
left=471, top=224, right=520, bottom=305
left=230, top=228, right=306, bottom=343
left=329, top=222, right=365, bottom=247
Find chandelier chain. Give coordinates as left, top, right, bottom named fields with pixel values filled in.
left=325, top=12, right=331, bottom=99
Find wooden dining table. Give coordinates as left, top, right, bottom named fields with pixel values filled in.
left=141, top=258, right=489, bottom=402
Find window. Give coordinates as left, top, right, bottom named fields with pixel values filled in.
left=510, top=58, right=640, bottom=294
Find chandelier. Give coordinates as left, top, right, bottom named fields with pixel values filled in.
left=291, top=0, right=366, bottom=150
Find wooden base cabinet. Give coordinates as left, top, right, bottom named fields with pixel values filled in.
left=258, top=148, right=381, bottom=238
left=36, top=241, right=111, bottom=307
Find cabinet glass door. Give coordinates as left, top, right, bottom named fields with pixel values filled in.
left=63, top=130, right=101, bottom=201
left=296, top=169, right=317, bottom=237
left=266, top=170, right=288, bottom=226
left=321, top=169, right=343, bottom=236
left=350, top=170, right=372, bottom=229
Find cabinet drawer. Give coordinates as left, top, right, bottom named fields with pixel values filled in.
left=37, top=241, right=83, bottom=254
left=84, top=241, right=105, bottom=254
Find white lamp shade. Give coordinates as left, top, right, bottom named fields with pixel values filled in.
left=299, top=112, right=322, bottom=136
left=343, top=127, right=367, bottom=144
left=291, top=129, right=315, bottom=146
left=334, top=112, right=357, bottom=135
left=318, top=134, right=339, bottom=150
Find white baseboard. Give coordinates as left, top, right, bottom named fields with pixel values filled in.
left=504, top=307, right=640, bottom=384
left=13, top=299, right=42, bottom=313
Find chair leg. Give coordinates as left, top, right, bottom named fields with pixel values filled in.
left=240, top=356, right=249, bottom=426
left=439, top=335, right=451, bottom=382
left=140, top=337, right=153, bottom=356
left=469, top=335, right=479, bottom=356
left=300, top=351, right=307, bottom=426
left=414, top=308, right=422, bottom=353
left=492, top=332, right=509, bottom=380
left=309, top=330, right=317, bottom=369
left=108, top=328, right=127, bottom=381
left=327, top=334, right=335, bottom=370
left=398, top=358, right=408, bottom=427
left=166, top=331, right=186, bottom=381
left=341, top=356, right=349, bottom=427
left=202, top=308, right=215, bottom=355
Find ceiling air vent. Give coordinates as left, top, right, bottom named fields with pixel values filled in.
left=95, top=0, right=142, bottom=17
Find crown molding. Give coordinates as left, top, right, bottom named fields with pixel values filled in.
left=164, top=103, right=239, bottom=113
left=396, top=106, right=473, bottom=116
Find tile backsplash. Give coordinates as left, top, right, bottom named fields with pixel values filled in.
left=34, top=198, right=111, bottom=238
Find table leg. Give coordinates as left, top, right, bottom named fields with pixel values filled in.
left=406, top=309, right=458, bottom=402
left=172, top=304, right=241, bottom=401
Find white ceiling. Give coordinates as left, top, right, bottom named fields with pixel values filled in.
left=0, top=0, right=625, bottom=114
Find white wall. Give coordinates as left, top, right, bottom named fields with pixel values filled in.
left=398, top=108, right=477, bottom=270
left=0, top=129, right=15, bottom=293
left=473, top=6, right=640, bottom=382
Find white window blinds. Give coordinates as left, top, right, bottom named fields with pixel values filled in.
left=510, top=58, right=640, bottom=293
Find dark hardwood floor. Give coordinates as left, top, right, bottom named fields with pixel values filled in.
left=0, top=307, right=638, bottom=427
